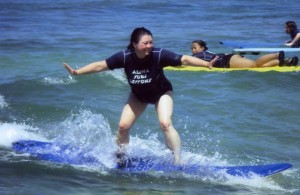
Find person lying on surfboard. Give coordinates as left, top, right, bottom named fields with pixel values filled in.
left=284, top=21, right=300, bottom=48
left=63, top=27, right=218, bottom=165
left=192, top=40, right=298, bottom=68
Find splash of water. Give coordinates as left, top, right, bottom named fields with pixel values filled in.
left=0, top=122, right=47, bottom=147
left=43, top=75, right=77, bottom=85
left=0, top=95, right=9, bottom=109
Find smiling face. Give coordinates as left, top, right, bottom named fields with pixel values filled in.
left=191, top=42, right=205, bottom=54
left=133, top=34, right=153, bottom=59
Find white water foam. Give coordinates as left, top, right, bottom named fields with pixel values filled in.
left=54, top=109, right=117, bottom=168
left=0, top=110, right=291, bottom=192
left=0, top=95, right=8, bottom=109
left=0, top=122, right=47, bottom=148
left=106, top=69, right=127, bottom=84
left=43, top=75, right=77, bottom=85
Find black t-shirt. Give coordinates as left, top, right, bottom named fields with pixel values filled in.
left=106, top=48, right=182, bottom=103
left=290, top=29, right=300, bottom=48
left=193, top=51, right=229, bottom=68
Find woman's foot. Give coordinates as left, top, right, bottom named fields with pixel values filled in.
left=116, top=151, right=127, bottom=169
left=288, top=56, right=299, bottom=66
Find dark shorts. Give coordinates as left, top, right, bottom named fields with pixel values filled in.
left=292, top=42, right=300, bottom=48
left=132, top=78, right=173, bottom=104
left=213, top=54, right=234, bottom=68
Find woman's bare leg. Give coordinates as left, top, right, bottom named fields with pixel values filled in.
left=116, top=92, right=147, bottom=150
left=260, top=59, right=279, bottom=67
left=254, top=53, right=279, bottom=67
left=156, top=91, right=181, bottom=164
left=229, top=53, right=279, bottom=68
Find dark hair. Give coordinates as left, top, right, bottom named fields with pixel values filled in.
left=192, top=40, right=208, bottom=50
left=285, top=21, right=297, bottom=31
left=127, top=27, right=153, bottom=49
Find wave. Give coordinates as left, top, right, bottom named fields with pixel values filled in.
left=0, top=122, right=47, bottom=148
left=43, top=69, right=127, bottom=86
left=0, top=108, right=295, bottom=193
left=0, top=95, right=8, bottom=109
left=43, top=75, right=77, bottom=85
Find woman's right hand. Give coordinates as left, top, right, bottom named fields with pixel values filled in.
left=63, top=63, right=78, bottom=75
left=208, top=56, right=219, bottom=69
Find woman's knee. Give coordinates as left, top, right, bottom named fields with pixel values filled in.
left=159, top=119, right=172, bottom=131
left=118, top=122, right=131, bottom=134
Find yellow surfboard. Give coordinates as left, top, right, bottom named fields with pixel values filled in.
left=164, top=66, right=300, bottom=72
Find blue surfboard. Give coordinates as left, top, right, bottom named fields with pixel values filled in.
left=12, top=140, right=292, bottom=178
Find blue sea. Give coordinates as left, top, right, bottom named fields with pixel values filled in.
left=1, top=0, right=300, bottom=194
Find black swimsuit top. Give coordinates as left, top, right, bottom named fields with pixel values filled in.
left=290, top=29, right=300, bottom=48
left=106, top=48, right=182, bottom=103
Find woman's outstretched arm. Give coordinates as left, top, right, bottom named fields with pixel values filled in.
left=63, top=60, right=109, bottom=75
left=181, top=55, right=218, bottom=69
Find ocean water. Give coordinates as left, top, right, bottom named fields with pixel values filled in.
left=1, top=0, right=300, bottom=194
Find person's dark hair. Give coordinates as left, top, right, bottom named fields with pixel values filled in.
left=127, top=27, right=153, bottom=49
left=285, top=21, right=297, bottom=31
left=192, top=40, right=208, bottom=50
